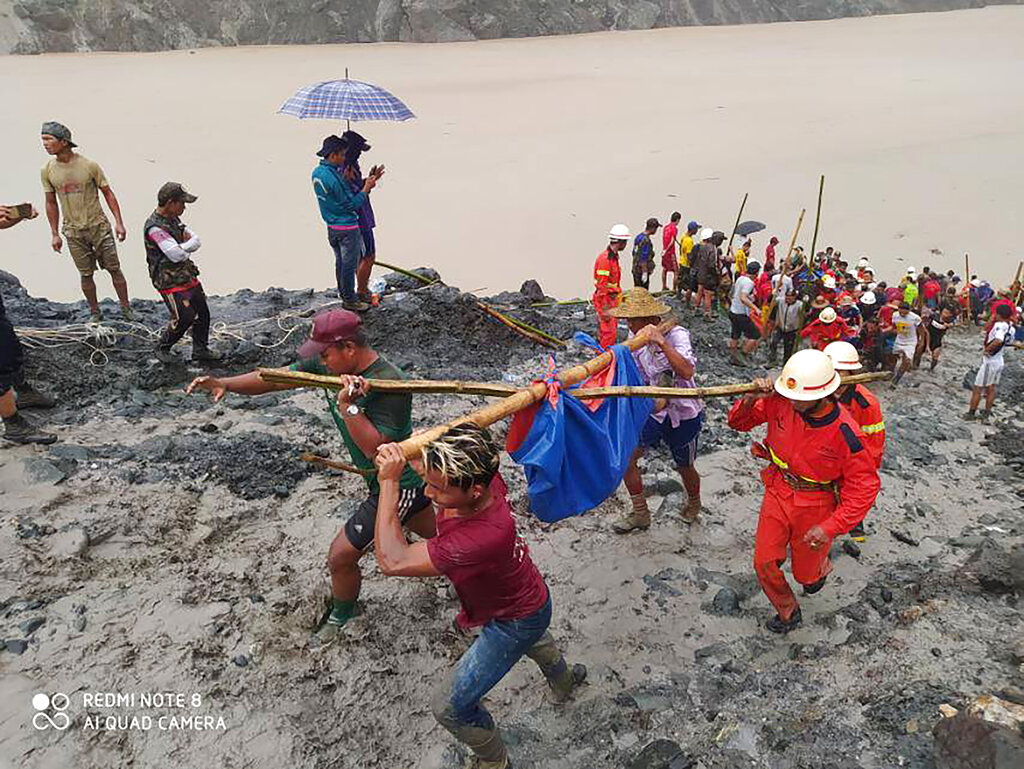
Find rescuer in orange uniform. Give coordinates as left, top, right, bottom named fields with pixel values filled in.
left=593, top=224, right=629, bottom=348
left=727, top=349, right=881, bottom=633
left=824, top=340, right=885, bottom=542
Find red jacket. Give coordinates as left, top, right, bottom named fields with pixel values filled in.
left=837, top=384, right=885, bottom=468
left=800, top=317, right=852, bottom=350
left=727, top=394, right=880, bottom=538
left=593, top=249, right=621, bottom=298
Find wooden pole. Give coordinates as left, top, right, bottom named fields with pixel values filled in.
left=962, top=253, right=972, bottom=326
left=573, top=371, right=890, bottom=400
left=374, top=260, right=437, bottom=285
left=301, top=452, right=375, bottom=476
left=258, top=368, right=519, bottom=398
left=784, top=208, right=806, bottom=274
left=475, top=301, right=565, bottom=349
left=727, top=192, right=749, bottom=256
left=809, top=174, right=825, bottom=261
left=393, top=319, right=677, bottom=459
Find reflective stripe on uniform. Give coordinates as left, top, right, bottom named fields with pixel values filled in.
left=767, top=444, right=831, bottom=485
left=861, top=421, right=885, bottom=434
left=596, top=269, right=610, bottom=276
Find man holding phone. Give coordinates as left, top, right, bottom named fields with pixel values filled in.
left=0, top=203, right=57, bottom=444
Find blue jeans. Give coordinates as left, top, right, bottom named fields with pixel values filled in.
left=328, top=228, right=364, bottom=302
left=434, top=595, right=555, bottom=730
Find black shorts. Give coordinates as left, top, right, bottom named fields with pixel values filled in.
left=928, top=326, right=946, bottom=350
left=729, top=311, right=760, bottom=341
left=345, top=485, right=431, bottom=551
left=0, top=310, right=25, bottom=394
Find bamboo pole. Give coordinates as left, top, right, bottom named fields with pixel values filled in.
left=573, top=371, right=891, bottom=400
left=393, top=319, right=677, bottom=459
left=301, top=452, right=375, bottom=476
left=258, top=368, right=519, bottom=397
left=374, top=260, right=437, bottom=285
left=962, top=253, right=972, bottom=326
left=784, top=209, right=806, bottom=274
left=726, top=192, right=749, bottom=256
left=475, top=301, right=564, bottom=349
left=809, top=174, right=825, bottom=261
left=476, top=302, right=566, bottom=347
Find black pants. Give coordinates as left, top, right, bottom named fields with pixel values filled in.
left=632, top=267, right=650, bottom=290
left=0, top=305, right=25, bottom=396
left=770, top=329, right=797, bottom=362
left=159, top=283, right=210, bottom=351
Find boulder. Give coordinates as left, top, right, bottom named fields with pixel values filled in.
left=933, top=712, right=1024, bottom=769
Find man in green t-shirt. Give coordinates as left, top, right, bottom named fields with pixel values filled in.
left=186, top=309, right=432, bottom=641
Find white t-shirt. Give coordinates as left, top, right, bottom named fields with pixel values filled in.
left=985, top=321, right=1013, bottom=364
left=730, top=275, right=755, bottom=314
left=772, top=273, right=794, bottom=303
left=893, top=312, right=921, bottom=347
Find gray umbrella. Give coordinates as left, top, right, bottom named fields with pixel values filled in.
left=735, top=220, right=766, bottom=237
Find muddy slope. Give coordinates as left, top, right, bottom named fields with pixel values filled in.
left=0, top=269, right=1021, bottom=769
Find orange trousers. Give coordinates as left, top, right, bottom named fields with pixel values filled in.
left=753, top=484, right=835, bottom=622
left=592, top=294, right=618, bottom=348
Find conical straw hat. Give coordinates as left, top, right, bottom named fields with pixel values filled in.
left=609, top=288, right=671, bottom=318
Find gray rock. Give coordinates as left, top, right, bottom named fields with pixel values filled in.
left=933, top=712, right=1024, bottom=769
left=4, top=639, right=28, bottom=655
left=232, top=655, right=250, bottom=667
left=47, top=444, right=93, bottom=463
left=73, top=615, right=87, bottom=632
left=21, top=458, right=66, bottom=485
left=629, top=739, right=693, bottom=769
left=18, top=617, right=45, bottom=636
left=708, top=587, right=741, bottom=616
left=961, top=540, right=1024, bottom=594
left=519, top=280, right=546, bottom=302
left=49, top=527, right=89, bottom=559
left=653, top=473, right=684, bottom=496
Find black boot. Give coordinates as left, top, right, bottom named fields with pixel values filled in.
left=766, top=607, right=802, bottom=634
left=802, top=575, right=828, bottom=595
left=15, top=383, right=57, bottom=409
left=192, top=346, right=222, bottom=363
left=3, top=412, right=57, bottom=445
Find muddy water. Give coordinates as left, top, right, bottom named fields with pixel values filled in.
left=2, top=8, right=1023, bottom=303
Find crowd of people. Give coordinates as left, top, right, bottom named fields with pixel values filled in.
left=1, top=121, right=1021, bottom=769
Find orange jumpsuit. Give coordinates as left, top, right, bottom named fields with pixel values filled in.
left=837, top=384, right=885, bottom=468
left=592, top=249, right=622, bottom=348
left=728, top=395, right=880, bottom=622
left=800, top=317, right=853, bottom=350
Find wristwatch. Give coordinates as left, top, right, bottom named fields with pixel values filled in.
left=344, top=404, right=360, bottom=418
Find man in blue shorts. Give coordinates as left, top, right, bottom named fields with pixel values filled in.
left=609, top=289, right=705, bottom=532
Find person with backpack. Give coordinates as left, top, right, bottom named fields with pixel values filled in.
left=964, top=304, right=1015, bottom=421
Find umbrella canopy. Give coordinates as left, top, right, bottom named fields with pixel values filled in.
left=735, top=220, right=766, bottom=237
left=278, top=78, right=415, bottom=123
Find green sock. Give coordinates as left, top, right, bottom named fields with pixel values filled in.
left=328, top=599, right=356, bottom=627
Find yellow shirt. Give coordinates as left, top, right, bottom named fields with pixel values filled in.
left=41, top=154, right=110, bottom=231
left=734, top=247, right=747, bottom=276
left=678, top=234, right=694, bottom=268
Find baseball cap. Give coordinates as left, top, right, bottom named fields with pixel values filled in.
left=316, top=134, right=347, bottom=158
left=646, top=217, right=661, bottom=229
left=41, top=121, right=76, bottom=148
left=298, top=310, right=363, bottom=358
left=157, top=182, right=198, bottom=206
left=699, top=227, right=714, bottom=241
left=687, top=220, right=700, bottom=231
left=710, top=230, right=726, bottom=245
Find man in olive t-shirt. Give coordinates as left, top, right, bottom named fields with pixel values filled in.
left=186, top=310, right=433, bottom=642
left=40, top=121, right=132, bottom=322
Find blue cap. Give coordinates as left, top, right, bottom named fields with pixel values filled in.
left=687, top=220, right=700, bottom=231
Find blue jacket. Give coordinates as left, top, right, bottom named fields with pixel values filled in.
left=311, top=160, right=366, bottom=228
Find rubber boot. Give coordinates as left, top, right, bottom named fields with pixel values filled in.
left=3, top=412, right=57, bottom=445
left=680, top=474, right=701, bottom=524
left=192, top=345, right=222, bottom=363
left=15, top=383, right=56, bottom=409
left=612, top=507, right=650, bottom=534
left=448, top=724, right=509, bottom=769
left=525, top=632, right=587, bottom=704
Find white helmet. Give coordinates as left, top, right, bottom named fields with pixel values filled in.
left=906, top=266, right=917, bottom=275
left=819, top=307, right=837, bottom=324
left=857, top=256, right=870, bottom=267
left=699, top=227, right=715, bottom=241
left=823, top=275, right=837, bottom=289
left=774, top=349, right=841, bottom=401
left=608, top=223, right=630, bottom=241
left=824, top=340, right=861, bottom=371
left=859, top=291, right=877, bottom=306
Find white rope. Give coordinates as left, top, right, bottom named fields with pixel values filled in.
left=14, top=299, right=347, bottom=367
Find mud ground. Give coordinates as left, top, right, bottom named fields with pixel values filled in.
left=0, top=268, right=1021, bottom=769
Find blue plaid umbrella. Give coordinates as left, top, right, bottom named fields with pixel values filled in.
left=278, top=77, right=415, bottom=123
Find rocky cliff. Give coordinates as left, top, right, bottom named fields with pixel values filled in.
left=0, top=0, right=1020, bottom=53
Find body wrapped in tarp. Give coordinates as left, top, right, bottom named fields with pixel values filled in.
left=506, top=343, right=653, bottom=522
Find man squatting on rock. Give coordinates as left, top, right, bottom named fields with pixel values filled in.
left=0, top=202, right=58, bottom=444
left=728, top=349, right=881, bottom=633
left=375, top=425, right=586, bottom=769
left=186, top=309, right=431, bottom=640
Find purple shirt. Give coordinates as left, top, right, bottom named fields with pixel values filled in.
left=631, top=326, right=703, bottom=426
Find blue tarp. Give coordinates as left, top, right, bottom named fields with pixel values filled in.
left=508, top=343, right=653, bottom=522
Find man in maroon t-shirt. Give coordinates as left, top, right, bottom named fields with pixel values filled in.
left=374, top=425, right=586, bottom=769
